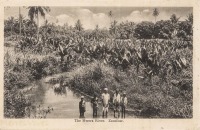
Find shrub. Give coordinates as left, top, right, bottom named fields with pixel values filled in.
left=154, top=20, right=174, bottom=39
left=134, top=21, right=154, bottom=39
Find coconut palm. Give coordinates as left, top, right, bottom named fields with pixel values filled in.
left=170, top=14, right=180, bottom=37
left=170, top=14, right=180, bottom=24
left=152, top=8, right=159, bottom=23
left=108, top=11, right=113, bottom=23
left=7, top=16, right=15, bottom=37
left=19, top=7, right=22, bottom=40
left=18, top=7, right=26, bottom=40
left=186, top=13, right=193, bottom=24
left=75, top=19, right=84, bottom=31
left=109, top=20, right=118, bottom=35
left=27, top=6, right=51, bottom=41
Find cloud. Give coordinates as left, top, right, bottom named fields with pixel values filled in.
left=121, top=10, right=144, bottom=23
left=143, top=9, right=150, bottom=13
left=45, top=8, right=110, bottom=29
left=4, top=7, right=192, bottom=29
left=130, top=10, right=141, bottom=15
left=55, top=14, right=74, bottom=26
left=73, top=9, right=110, bottom=29
left=92, top=13, right=110, bottom=28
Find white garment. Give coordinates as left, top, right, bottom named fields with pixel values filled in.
left=113, top=93, right=121, bottom=104
left=102, top=93, right=110, bottom=106
left=121, top=97, right=128, bottom=107
left=102, top=106, right=109, bottom=113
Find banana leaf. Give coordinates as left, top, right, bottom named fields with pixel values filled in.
left=180, top=57, right=187, bottom=67
left=176, top=60, right=182, bottom=69
left=138, top=76, right=144, bottom=79
left=58, top=43, right=64, bottom=55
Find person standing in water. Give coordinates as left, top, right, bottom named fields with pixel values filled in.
left=121, top=92, right=128, bottom=118
left=113, top=89, right=121, bottom=118
left=101, top=88, right=110, bottom=118
left=79, top=96, right=86, bottom=118
left=91, top=94, right=98, bottom=118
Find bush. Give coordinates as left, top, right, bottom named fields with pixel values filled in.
left=68, top=58, right=192, bottom=118
left=4, top=52, right=62, bottom=118
left=134, top=21, right=154, bottom=39
left=177, top=21, right=193, bottom=40
left=154, top=20, right=174, bottom=39
left=4, top=89, right=31, bottom=118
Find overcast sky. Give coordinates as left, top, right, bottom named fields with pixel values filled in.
left=4, top=7, right=192, bottom=29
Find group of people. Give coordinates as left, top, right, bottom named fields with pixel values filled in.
left=79, top=88, right=128, bottom=118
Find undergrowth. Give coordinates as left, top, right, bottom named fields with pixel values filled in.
left=68, top=61, right=192, bottom=118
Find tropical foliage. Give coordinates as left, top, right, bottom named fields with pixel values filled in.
left=4, top=7, right=193, bottom=118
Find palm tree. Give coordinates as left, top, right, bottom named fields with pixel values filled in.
left=18, top=7, right=23, bottom=40
left=186, top=13, right=193, bottom=24
left=108, top=11, right=113, bottom=23
left=170, top=14, right=180, bottom=25
left=170, top=14, right=180, bottom=38
left=152, top=8, right=159, bottom=23
left=7, top=17, right=15, bottom=37
left=27, top=6, right=50, bottom=41
left=18, top=7, right=26, bottom=40
left=109, top=20, right=118, bottom=35
left=75, top=19, right=84, bottom=31
left=95, top=24, right=99, bottom=31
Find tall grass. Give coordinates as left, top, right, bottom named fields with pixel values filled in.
left=68, top=61, right=192, bottom=118
left=4, top=47, right=61, bottom=118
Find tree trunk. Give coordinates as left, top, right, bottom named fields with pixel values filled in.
left=37, top=11, right=39, bottom=42
left=11, top=26, right=13, bottom=37
left=19, top=7, right=21, bottom=41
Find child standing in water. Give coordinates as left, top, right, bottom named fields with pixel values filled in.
left=121, top=92, right=128, bottom=118
left=91, top=94, right=98, bottom=118
left=79, top=96, right=86, bottom=118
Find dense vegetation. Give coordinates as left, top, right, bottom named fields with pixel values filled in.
left=4, top=7, right=193, bottom=118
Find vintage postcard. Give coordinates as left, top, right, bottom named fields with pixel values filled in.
left=0, top=0, right=199, bottom=130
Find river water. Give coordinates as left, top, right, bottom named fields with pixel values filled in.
left=29, top=76, right=135, bottom=119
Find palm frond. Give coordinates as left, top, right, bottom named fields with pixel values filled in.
left=28, top=7, right=36, bottom=21
left=38, top=7, right=45, bottom=18
left=43, top=6, right=51, bottom=13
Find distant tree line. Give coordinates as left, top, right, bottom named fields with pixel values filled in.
left=134, top=13, right=193, bottom=40
left=4, top=8, right=193, bottom=41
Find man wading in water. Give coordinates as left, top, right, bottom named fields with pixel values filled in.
left=121, top=92, right=128, bottom=118
left=79, top=96, right=86, bottom=118
left=101, top=88, right=110, bottom=118
left=113, top=89, right=121, bottom=118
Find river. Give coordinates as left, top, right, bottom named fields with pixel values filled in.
left=28, top=74, right=135, bottom=119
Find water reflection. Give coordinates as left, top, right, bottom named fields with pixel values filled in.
left=29, top=78, right=135, bottom=118
left=53, top=85, right=67, bottom=96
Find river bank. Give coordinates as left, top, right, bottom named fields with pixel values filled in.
left=4, top=45, right=63, bottom=118
left=4, top=46, right=136, bottom=118
left=4, top=38, right=192, bottom=118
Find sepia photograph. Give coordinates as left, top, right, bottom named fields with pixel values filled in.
left=4, top=6, right=193, bottom=119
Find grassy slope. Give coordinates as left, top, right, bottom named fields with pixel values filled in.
left=66, top=61, right=192, bottom=118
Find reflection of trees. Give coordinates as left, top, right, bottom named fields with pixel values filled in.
left=54, top=86, right=67, bottom=96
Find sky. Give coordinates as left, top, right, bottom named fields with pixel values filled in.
left=4, top=7, right=192, bottom=30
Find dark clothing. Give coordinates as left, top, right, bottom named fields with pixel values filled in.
left=121, top=106, right=126, bottom=118
left=121, top=96, right=127, bottom=118
left=79, top=100, right=86, bottom=118
left=91, top=97, right=98, bottom=117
